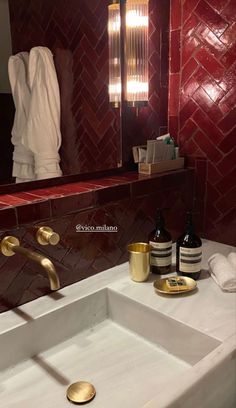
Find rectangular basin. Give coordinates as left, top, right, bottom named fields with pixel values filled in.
left=0, top=288, right=221, bottom=408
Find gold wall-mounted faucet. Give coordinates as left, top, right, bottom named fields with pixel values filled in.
left=36, top=226, right=60, bottom=246
left=0, top=236, right=60, bottom=291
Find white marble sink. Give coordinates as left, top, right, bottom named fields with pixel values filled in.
left=0, top=288, right=221, bottom=408
left=0, top=288, right=220, bottom=408
left=0, top=239, right=236, bottom=407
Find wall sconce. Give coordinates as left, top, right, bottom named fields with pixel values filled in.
left=108, top=0, right=149, bottom=108
left=125, top=0, right=149, bottom=107
left=108, top=1, right=121, bottom=107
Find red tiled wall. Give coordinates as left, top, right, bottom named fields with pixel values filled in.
left=0, top=170, right=194, bottom=313
left=169, top=0, right=236, bottom=246
left=8, top=0, right=121, bottom=175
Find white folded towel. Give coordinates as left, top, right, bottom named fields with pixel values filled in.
left=208, top=253, right=236, bottom=292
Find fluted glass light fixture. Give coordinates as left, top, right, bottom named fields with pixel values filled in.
left=108, top=1, right=121, bottom=107
left=125, top=0, right=149, bottom=106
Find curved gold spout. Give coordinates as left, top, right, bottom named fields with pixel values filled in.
left=0, top=236, right=60, bottom=291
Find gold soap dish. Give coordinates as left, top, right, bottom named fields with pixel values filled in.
left=153, top=276, right=197, bottom=295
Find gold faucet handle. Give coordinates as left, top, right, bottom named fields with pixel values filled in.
left=36, top=227, right=60, bottom=246
left=0, top=236, right=20, bottom=256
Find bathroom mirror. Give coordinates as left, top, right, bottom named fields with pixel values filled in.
left=0, top=0, right=170, bottom=193
left=0, top=0, right=122, bottom=186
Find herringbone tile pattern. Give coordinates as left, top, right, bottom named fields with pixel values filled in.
left=0, top=172, right=193, bottom=313
left=8, top=0, right=121, bottom=175
left=169, top=0, right=236, bottom=245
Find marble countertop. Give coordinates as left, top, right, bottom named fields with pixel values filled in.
left=108, top=239, right=236, bottom=342
left=1, top=239, right=235, bottom=341
left=0, top=239, right=236, bottom=408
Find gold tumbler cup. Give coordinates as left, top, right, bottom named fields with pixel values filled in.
left=127, top=242, right=152, bottom=282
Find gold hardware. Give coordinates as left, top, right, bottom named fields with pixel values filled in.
left=127, top=242, right=152, bottom=282
left=0, top=236, right=20, bottom=256
left=153, top=276, right=197, bottom=295
left=36, top=226, right=60, bottom=246
left=67, top=381, right=96, bottom=404
left=0, top=236, right=60, bottom=291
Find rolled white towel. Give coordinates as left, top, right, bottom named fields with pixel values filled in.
left=208, top=253, right=236, bottom=292
left=228, top=252, right=236, bottom=270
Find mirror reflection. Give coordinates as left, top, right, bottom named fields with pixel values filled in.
left=0, top=0, right=121, bottom=186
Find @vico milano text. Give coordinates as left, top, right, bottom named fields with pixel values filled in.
left=76, top=224, right=118, bottom=233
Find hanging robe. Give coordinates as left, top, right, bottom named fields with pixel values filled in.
left=8, top=52, right=35, bottom=182
left=25, top=47, right=62, bottom=180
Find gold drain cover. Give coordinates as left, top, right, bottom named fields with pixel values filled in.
left=67, top=381, right=96, bottom=404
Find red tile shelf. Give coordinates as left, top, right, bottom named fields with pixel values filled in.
left=0, top=170, right=193, bottom=230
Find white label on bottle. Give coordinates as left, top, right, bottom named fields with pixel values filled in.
left=179, top=246, right=202, bottom=273
left=149, top=241, right=172, bottom=267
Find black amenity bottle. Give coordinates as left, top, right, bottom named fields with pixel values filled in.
left=148, top=209, right=172, bottom=274
left=176, top=212, right=202, bottom=280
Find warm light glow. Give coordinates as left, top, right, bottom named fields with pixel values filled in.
left=108, top=2, right=121, bottom=107
left=126, top=10, right=148, bottom=28
left=202, top=83, right=222, bottom=102
left=109, top=82, right=122, bottom=95
left=125, top=0, right=149, bottom=106
left=127, top=80, right=148, bottom=94
left=108, top=5, right=120, bottom=33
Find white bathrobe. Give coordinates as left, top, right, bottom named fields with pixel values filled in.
left=25, top=47, right=62, bottom=180
left=8, top=52, right=35, bottom=182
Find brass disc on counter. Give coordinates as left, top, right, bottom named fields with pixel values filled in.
left=67, top=381, right=96, bottom=404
